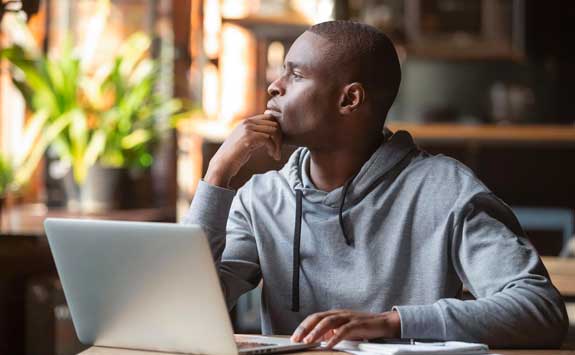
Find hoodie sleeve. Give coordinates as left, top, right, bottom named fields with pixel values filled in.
left=395, top=192, right=569, bottom=348
left=181, top=180, right=261, bottom=309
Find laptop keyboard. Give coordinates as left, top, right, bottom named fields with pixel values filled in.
left=236, top=341, right=276, bottom=350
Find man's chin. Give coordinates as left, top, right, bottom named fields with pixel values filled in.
left=279, top=126, right=313, bottom=148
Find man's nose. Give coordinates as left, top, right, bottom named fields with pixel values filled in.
left=267, top=77, right=285, bottom=97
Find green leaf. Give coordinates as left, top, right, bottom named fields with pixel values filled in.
left=2, top=45, right=60, bottom=115
left=128, top=58, right=155, bottom=86
left=14, top=110, right=49, bottom=168
left=14, top=111, right=72, bottom=186
left=51, top=136, right=73, bottom=163
left=10, top=77, right=35, bottom=112
left=68, top=110, right=89, bottom=183
left=120, top=76, right=154, bottom=119
left=121, top=129, right=152, bottom=150
left=0, top=153, right=15, bottom=196
left=118, top=32, right=151, bottom=77
left=84, top=130, right=106, bottom=168
left=138, top=152, right=153, bottom=168
left=100, top=150, right=124, bottom=168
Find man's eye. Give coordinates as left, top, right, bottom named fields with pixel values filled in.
left=291, top=72, right=303, bottom=79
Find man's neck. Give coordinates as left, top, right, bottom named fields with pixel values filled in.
left=307, top=135, right=383, bottom=192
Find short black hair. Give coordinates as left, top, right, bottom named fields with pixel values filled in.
left=308, top=21, right=401, bottom=124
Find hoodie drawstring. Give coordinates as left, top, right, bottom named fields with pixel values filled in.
left=291, top=173, right=358, bottom=312
left=292, top=189, right=303, bottom=312
left=338, top=176, right=357, bottom=246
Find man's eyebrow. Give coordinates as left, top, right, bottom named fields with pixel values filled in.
left=284, top=61, right=310, bottom=72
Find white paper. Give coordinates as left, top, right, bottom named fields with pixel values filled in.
left=322, top=340, right=490, bottom=355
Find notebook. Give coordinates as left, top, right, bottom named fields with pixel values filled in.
left=328, top=340, right=489, bottom=355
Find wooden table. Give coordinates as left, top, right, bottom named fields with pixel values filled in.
left=79, top=346, right=575, bottom=355
left=542, top=257, right=575, bottom=298
left=0, top=203, right=176, bottom=237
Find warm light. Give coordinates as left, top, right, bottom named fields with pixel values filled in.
left=317, top=0, right=335, bottom=22
left=266, top=41, right=284, bottom=83
left=203, top=0, right=221, bottom=59
left=78, top=0, right=110, bottom=71
left=291, top=0, right=334, bottom=24
left=0, top=12, right=27, bottom=158
left=220, top=23, right=255, bottom=123
left=222, top=0, right=258, bottom=19
left=1, top=11, right=39, bottom=55
left=267, top=41, right=284, bottom=68
left=72, top=0, right=124, bottom=74
left=176, top=122, right=203, bottom=220
left=202, top=63, right=219, bottom=120
left=0, top=59, right=25, bottom=158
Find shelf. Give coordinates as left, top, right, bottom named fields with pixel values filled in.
left=222, top=13, right=311, bottom=27
left=180, top=119, right=575, bottom=145
left=404, top=46, right=525, bottom=62
left=388, top=123, right=575, bottom=145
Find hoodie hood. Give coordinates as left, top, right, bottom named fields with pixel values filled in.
left=283, top=129, right=419, bottom=208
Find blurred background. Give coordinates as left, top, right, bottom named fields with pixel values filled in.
left=0, top=0, right=574, bottom=354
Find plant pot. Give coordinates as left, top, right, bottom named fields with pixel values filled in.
left=63, top=165, right=124, bottom=213
left=123, top=168, right=154, bottom=209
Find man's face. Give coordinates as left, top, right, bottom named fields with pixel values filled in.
left=266, top=31, right=342, bottom=148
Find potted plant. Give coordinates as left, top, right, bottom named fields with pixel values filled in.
left=74, top=32, right=186, bottom=211
left=1, top=15, right=189, bottom=212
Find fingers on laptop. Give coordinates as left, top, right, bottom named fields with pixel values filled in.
left=291, top=310, right=399, bottom=348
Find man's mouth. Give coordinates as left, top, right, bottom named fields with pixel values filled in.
left=265, top=106, right=282, bottom=118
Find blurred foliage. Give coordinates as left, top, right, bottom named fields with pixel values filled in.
left=0, top=152, right=14, bottom=197
left=0, top=7, right=195, bottom=185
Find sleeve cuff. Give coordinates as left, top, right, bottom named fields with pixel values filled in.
left=392, top=304, right=446, bottom=340
left=181, top=180, right=236, bottom=230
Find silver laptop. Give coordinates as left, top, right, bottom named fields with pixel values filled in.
left=44, top=218, right=319, bottom=355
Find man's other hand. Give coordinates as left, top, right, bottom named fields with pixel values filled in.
left=204, top=114, right=282, bottom=188
left=290, top=310, right=401, bottom=348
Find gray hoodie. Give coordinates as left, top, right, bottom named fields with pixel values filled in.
left=183, top=130, right=568, bottom=347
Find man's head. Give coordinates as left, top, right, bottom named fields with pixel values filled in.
left=267, top=21, right=401, bottom=148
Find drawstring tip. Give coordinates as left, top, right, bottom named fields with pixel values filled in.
left=343, top=232, right=354, bottom=246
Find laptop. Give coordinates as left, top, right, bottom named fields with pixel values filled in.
left=44, top=218, right=319, bottom=355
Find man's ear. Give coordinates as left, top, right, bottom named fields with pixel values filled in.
left=339, top=82, right=365, bottom=115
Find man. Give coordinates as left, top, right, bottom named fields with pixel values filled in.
left=184, top=21, right=567, bottom=348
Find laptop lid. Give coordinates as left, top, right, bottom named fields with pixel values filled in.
left=44, top=218, right=238, bottom=355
